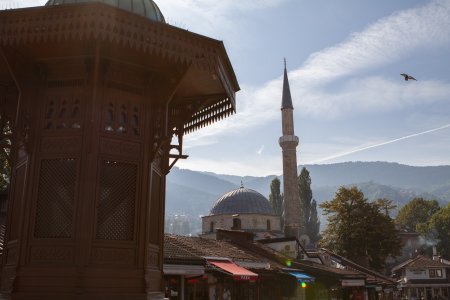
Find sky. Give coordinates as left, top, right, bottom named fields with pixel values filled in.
left=6, top=0, right=450, bottom=177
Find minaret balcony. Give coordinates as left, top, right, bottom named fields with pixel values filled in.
left=279, top=135, right=299, bottom=146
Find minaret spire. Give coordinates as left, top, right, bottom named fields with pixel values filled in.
left=282, top=59, right=293, bottom=109
left=279, top=60, right=302, bottom=239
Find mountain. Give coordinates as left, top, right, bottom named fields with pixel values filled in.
left=301, top=162, right=450, bottom=191
left=168, top=167, right=238, bottom=196
left=165, top=162, right=450, bottom=234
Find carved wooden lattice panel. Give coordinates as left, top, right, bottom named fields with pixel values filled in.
left=102, top=96, right=141, bottom=138
left=96, top=161, right=137, bottom=241
left=44, top=94, right=83, bottom=131
left=35, top=159, right=77, bottom=238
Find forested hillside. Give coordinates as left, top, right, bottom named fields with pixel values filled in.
left=165, top=162, right=450, bottom=235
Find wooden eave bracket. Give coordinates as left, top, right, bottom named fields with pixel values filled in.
left=167, top=132, right=188, bottom=172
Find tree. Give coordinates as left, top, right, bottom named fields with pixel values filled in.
left=320, top=186, right=401, bottom=271
left=307, top=199, right=320, bottom=244
left=423, top=203, right=450, bottom=259
left=395, top=197, right=440, bottom=232
left=298, top=167, right=320, bottom=244
left=269, top=177, right=283, bottom=226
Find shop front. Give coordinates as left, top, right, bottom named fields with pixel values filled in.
left=163, top=264, right=206, bottom=300
left=206, top=258, right=259, bottom=300
left=341, top=279, right=366, bottom=300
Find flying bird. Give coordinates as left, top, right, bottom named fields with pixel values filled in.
left=400, top=73, right=417, bottom=81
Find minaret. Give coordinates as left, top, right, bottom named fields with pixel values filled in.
left=279, top=60, right=302, bottom=239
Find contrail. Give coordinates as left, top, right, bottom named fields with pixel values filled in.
left=312, top=123, right=450, bottom=164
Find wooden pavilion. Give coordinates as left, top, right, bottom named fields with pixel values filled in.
left=0, top=1, right=239, bottom=299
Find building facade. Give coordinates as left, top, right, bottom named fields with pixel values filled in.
left=0, top=1, right=238, bottom=299
left=201, top=186, right=282, bottom=239
left=393, top=255, right=450, bottom=300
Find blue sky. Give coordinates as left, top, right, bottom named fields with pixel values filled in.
left=9, top=0, right=450, bottom=176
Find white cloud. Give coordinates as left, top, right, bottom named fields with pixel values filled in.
left=296, top=77, right=450, bottom=118
left=159, top=0, right=286, bottom=36
left=183, top=0, right=450, bottom=147
left=176, top=155, right=280, bottom=176
left=293, top=0, right=450, bottom=87
left=1, top=0, right=45, bottom=8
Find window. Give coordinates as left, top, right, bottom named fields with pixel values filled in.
left=210, top=221, right=214, bottom=233
left=429, top=269, right=442, bottom=278
left=232, top=217, right=241, bottom=229
left=266, top=220, right=271, bottom=230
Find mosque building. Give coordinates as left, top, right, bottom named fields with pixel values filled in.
left=202, top=62, right=305, bottom=241
left=201, top=183, right=282, bottom=239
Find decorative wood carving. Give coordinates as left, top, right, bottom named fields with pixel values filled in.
left=101, top=97, right=142, bottom=138
left=43, top=94, right=83, bottom=131
left=30, top=246, right=74, bottom=264
left=99, top=138, right=140, bottom=158
left=0, top=2, right=239, bottom=298
left=96, top=161, right=137, bottom=241
left=41, top=137, right=82, bottom=154
left=0, top=4, right=238, bottom=133
left=0, top=5, right=219, bottom=70
left=92, top=248, right=135, bottom=265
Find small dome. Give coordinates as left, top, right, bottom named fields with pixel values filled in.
left=45, top=0, right=166, bottom=23
left=210, top=187, right=275, bottom=215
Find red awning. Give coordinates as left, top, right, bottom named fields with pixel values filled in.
left=208, top=260, right=258, bottom=281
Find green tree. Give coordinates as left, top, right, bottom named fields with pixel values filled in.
left=424, top=203, right=450, bottom=259
left=320, top=186, right=401, bottom=271
left=307, top=199, right=320, bottom=244
left=395, top=197, right=440, bottom=232
left=269, top=177, right=283, bottom=226
left=298, top=167, right=320, bottom=244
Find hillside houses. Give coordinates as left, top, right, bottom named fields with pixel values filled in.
left=392, top=255, right=450, bottom=300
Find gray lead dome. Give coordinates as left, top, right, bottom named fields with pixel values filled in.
left=45, top=0, right=166, bottom=23
left=210, top=187, right=275, bottom=215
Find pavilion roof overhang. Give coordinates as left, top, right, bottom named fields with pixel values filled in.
left=0, top=3, right=239, bottom=133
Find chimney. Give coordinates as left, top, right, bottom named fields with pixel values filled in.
left=432, top=246, right=439, bottom=261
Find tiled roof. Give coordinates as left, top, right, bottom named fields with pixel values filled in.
left=321, top=248, right=395, bottom=285
left=164, top=234, right=275, bottom=269
left=251, top=240, right=362, bottom=279
left=293, top=259, right=364, bottom=279
left=392, top=255, right=449, bottom=272
left=164, top=235, right=205, bottom=265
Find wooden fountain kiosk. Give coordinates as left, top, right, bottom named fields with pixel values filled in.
left=0, top=1, right=238, bottom=299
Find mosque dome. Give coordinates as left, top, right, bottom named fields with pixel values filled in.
left=45, top=0, right=166, bottom=23
left=210, top=187, right=275, bottom=215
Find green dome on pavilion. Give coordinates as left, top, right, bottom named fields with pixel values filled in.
left=45, top=0, right=166, bottom=23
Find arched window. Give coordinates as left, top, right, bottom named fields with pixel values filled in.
left=210, top=221, right=214, bottom=233
left=266, top=219, right=271, bottom=230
